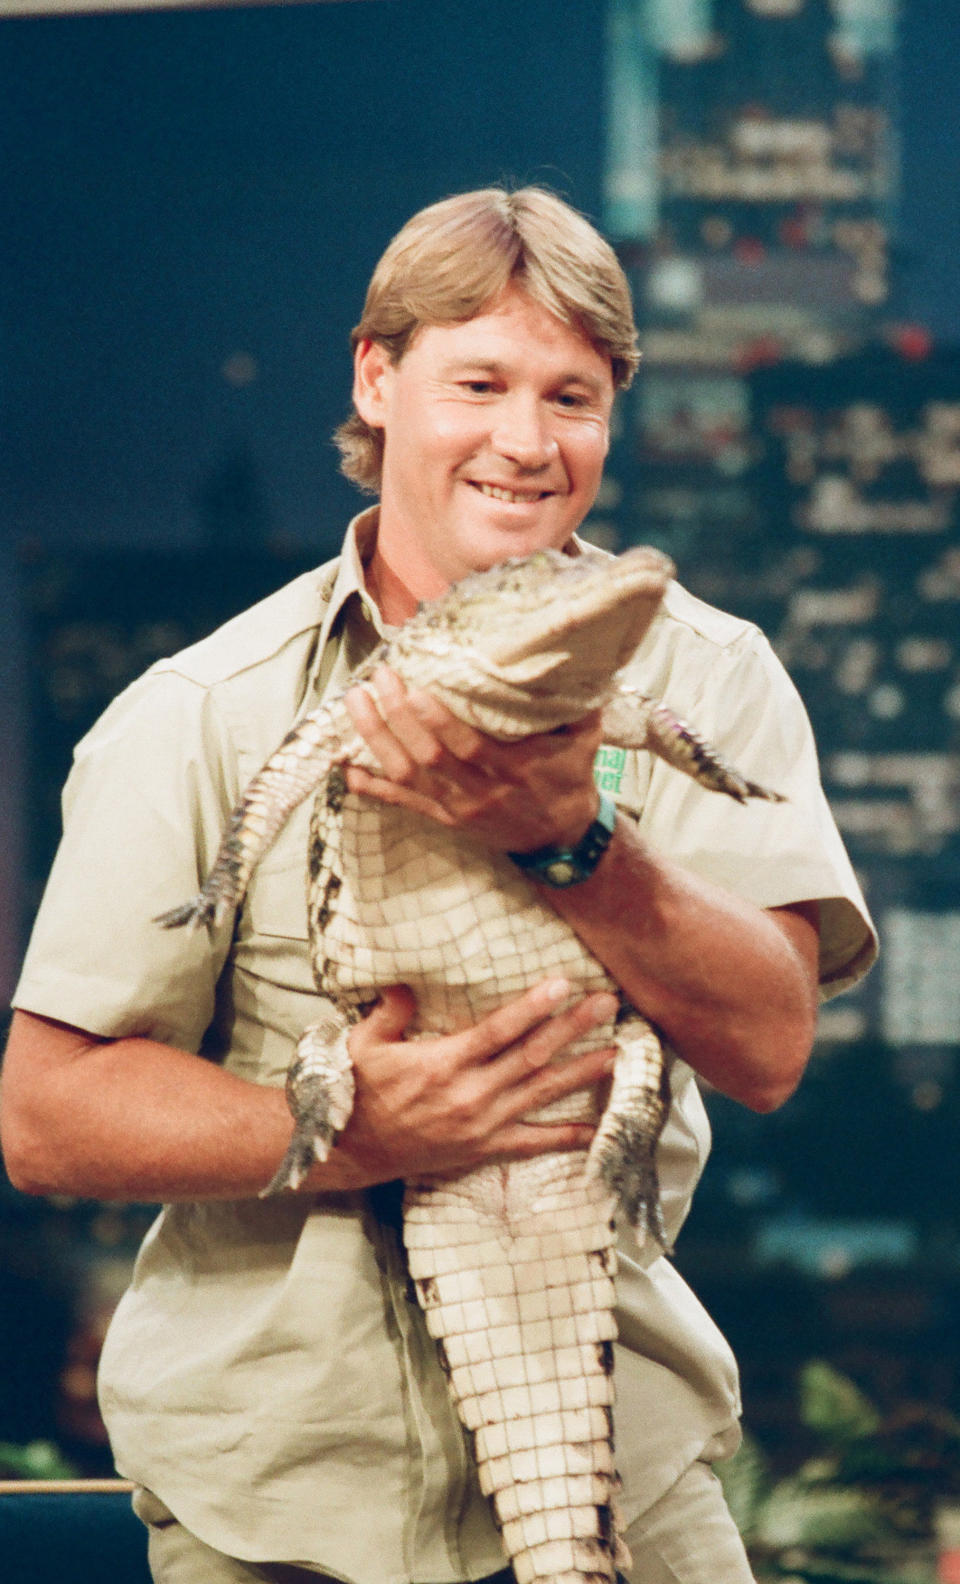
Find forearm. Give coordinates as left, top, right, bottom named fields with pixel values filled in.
left=0, top=1012, right=326, bottom=1201
left=1, top=985, right=617, bottom=1202
left=339, top=678, right=820, bottom=1109
left=541, top=816, right=820, bottom=1111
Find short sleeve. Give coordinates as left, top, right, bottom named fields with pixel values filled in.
left=13, top=667, right=240, bottom=1051
left=635, top=625, right=877, bottom=1000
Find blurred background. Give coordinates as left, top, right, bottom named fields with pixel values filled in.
left=1, top=0, right=959, bottom=1570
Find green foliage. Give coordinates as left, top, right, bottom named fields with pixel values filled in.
left=800, top=1363, right=882, bottom=1445
left=717, top=1428, right=771, bottom=1541
left=715, top=1362, right=960, bottom=1583
left=0, top=1438, right=80, bottom=1480
left=756, top=1480, right=892, bottom=1552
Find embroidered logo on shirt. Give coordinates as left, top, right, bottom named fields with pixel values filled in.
left=593, top=744, right=626, bottom=795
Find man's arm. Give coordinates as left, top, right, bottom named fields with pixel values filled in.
left=0, top=981, right=619, bottom=1201
left=541, top=834, right=819, bottom=1112
left=343, top=668, right=820, bottom=1113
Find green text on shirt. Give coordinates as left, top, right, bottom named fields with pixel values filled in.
left=593, top=744, right=626, bottom=796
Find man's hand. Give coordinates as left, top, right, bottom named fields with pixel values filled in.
left=315, top=977, right=618, bottom=1191
left=2, top=981, right=617, bottom=1202
left=343, top=668, right=820, bottom=1117
left=344, top=666, right=602, bottom=852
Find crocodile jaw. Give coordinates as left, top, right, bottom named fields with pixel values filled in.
left=390, top=545, right=673, bottom=738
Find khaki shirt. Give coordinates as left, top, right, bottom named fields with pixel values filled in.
left=14, top=509, right=876, bottom=1583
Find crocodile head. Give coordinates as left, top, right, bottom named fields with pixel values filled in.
left=389, top=544, right=674, bottom=736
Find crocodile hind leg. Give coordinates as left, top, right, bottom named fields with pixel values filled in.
left=261, top=1015, right=355, bottom=1196
left=586, top=1014, right=671, bottom=1249
left=404, top=1157, right=631, bottom=1583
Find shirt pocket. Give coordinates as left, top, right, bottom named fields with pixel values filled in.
left=241, top=799, right=313, bottom=945
left=233, top=800, right=316, bottom=998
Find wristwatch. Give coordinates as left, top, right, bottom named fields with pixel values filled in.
left=508, top=792, right=618, bottom=888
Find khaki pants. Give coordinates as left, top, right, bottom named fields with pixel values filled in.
left=135, top=1460, right=755, bottom=1584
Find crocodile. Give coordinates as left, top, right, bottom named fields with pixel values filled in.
left=157, top=544, right=782, bottom=1584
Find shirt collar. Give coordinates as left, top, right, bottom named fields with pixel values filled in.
left=300, top=506, right=386, bottom=698
left=319, top=505, right=384, bottom=640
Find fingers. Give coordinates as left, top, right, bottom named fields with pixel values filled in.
left=366, top=668, right=447, bottom=768
left=359, top=984, right=417, bottom=1042
left=345, top=667, right=603, bottom=784
left=345, top=667, right=487, bottom=778
left=377, top=667, right=490, bottom=765
left=401, top=683, right=490, bottom=764
left=344, top=677, right=417, bottom=781
left=451, top=977, right=579, bottom=1064
left=343, top=667, right=607, bottom=851
left=463, top=982, right=619, bottom=1143
left=341, top=975, right=623, bottom=1183
left=495, top=1039, right=618, bottom=1127
left=344, top=765, right=459, bottom=824
left=482, top=1120, right=603, bottom=1160
left=496, top=989, right=620, bottom=1078
left=427, top=1036, right=619, bottom=1170
left=414, top=978, right=619, bottom=1094
left=343, top=669, right=497, bottom=832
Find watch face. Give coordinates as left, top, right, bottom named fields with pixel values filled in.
left=545, top=858, right=580, bottom=886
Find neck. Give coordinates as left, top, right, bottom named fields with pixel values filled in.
left=364, top=530, right=447, bottom=627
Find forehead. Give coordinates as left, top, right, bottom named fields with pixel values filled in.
left=404, top=286, right=614, bottom=388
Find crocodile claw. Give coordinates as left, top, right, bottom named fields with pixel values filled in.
left=588, top=1117, right=669, bottom=1250
left=259, top=1020, right=355, bottom=1197
left=153, top=896, right=210, bottom=929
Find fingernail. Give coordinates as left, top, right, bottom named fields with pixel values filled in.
left=542, top=978, right=571, bottom=1003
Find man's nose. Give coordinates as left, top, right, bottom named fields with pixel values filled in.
left=491, top=398, right=559, bottom=469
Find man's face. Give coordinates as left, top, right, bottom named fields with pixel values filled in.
left=354, top=284, right=616, bottom=604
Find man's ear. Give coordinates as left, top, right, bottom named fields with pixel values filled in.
left=353, top=338, right=394, bottom=426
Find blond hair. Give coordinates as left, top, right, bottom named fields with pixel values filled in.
left=334, top=187, right=639, bottom=492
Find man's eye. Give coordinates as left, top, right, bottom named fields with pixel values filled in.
left=556, top=392, right=587, bottom=408
left=462, top=380, right=495, bottom=394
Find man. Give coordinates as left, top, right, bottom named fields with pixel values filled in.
left=1, top=188, right=875, bottom=1584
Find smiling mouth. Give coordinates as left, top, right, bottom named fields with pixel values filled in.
left=470, top=482, right=552, bottom=504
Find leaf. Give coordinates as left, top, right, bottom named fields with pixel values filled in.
left=714, top=1430, right=771, bottom=1539
left=799, top=1363, right=882, bottom=1446
left=756, top=1478, right=891, bottom=1552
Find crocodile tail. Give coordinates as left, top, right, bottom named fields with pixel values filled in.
left=404, top=1158, right=626, bottom=1583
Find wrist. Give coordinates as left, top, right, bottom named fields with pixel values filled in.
left=508, top=792, right=617, bottom=888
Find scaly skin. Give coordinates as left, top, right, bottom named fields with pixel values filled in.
left=157, top=545, right=783, bottom=1582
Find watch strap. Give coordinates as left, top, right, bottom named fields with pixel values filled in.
left=508, top=791, right=618, bottom=888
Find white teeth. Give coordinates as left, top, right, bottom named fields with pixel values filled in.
left=475, top=483, right=544, bottom=503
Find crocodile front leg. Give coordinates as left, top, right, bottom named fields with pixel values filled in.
left=155, top=696, right=369, bottom=930
left=261, top=1015, right=355, bottom=1196
left=601, top=685, right=785, bottom=804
